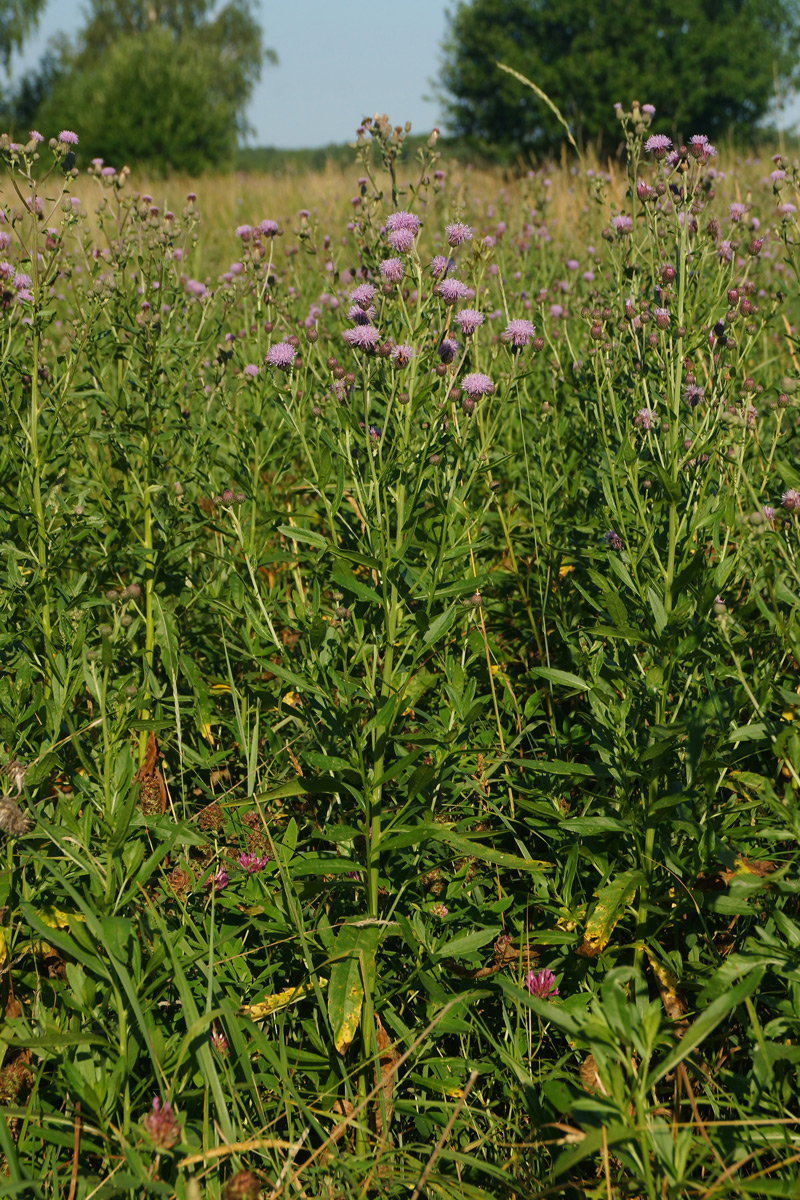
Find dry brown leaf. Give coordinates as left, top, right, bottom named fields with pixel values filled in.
left=136, top=733, right=167, bottom=817
left=373, top=1015, right=401, bottom=1134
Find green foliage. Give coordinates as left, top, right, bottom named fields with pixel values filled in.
left=439, top=0, right=800, bottom=157
left=0, top=112, right=799, bottom=1196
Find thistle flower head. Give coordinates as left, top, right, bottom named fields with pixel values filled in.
left=342, top=324, right=380, bottom=350
left=461, top=372, right=494, bottom=398
left=445, top=221, right=473, bottom=246
left=501, top=318, right=536, bottom=346
left=265, top=342, right=297, bottom=370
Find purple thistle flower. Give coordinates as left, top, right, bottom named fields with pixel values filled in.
left=142, top=1098, right=180, bottom=1150
left=604, top=530, right=624, bottom=551
left=431, top=254, right=455, bottom=279
left=342, top=324, right=380, bottom=350
left=391, top=342, right=414, bottom=366
left=762, top=505, right=776, bottom=522
left=644, top=133, right=672, bottom=158
left=729, top=202, right=747, bottom=222
left=634, top=407, right=655, bottom=430
left=501, top=318, right=536, bottom=347
left=782, top=489, right=800, bottom=512
left=235, top=224, right=252, bottom=240
left=259, top=219, right=280, bottom=236
left=684, top=383, right=704, bottom=408
left=185, top=279, right=208, bottom=298
left=461, top=372, right=494, bottom=398
left=689, top=134, right=715, bottom=160
left=611, top=214, right=633, bottom=234
left=243, top=363, right=259, bottom=378
left=438, top=278, right=469, bottom=305
left=654, top=307, right=670, bottom=329
left=642, top=103, right=656, bottom=116
left=379, top=257, right=404, bottom=282
left=385, top=211, right=420, bottom=234
left=565, top=257, right=580, bottom=270
left=439, top=337, right=459, bottom=363
left=265, top=342, right=297, bottom=370
left=349, top=282, right=376, bottom=309
left=387, top=228, right=416, bottom=253
left=718, top=240, right=734, bottom=262
left=13, top=273, right=31, bottom=291
left=347, top=303, right=376, bottom=325
left=58, top=130, right=79, bottom=145
left=445, top=221, right=473, bottom=246
left=238, top=852, right=269, bottom=873
left=524, top=968, right=559, bottom=1000
left=29, top=130, right=43, bottom=144
left=455, top=308, right=484, bottom=336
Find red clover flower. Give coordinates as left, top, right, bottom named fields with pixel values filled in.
left=524, top=968, right=559, bottom=1000
left=142, top=1097, right=180, bottom=1150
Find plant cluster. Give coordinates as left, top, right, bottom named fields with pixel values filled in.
left=0, top=108, right=799, bottom=1198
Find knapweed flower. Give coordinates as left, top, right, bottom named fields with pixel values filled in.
left=524, top=968, right=559, bottom=1000
left=342, top=324, right=380, bottom=350
left=379, top=257, right=404, bottom=282
left=634, top=407, right=655, bottom=430
left=456, top=308, right=484, bottom=336
left=461, top=372, right=494, bottom=399
left=644, top=133, right=672, bottom=158
left=385, top=210, right=420, bottom=234
left=604, top=530, right=624, bottom=551
left=611, top=214, right=633, bottom=234
left=782, top=489, right=800, bottom=512
left=501, top=318, right=536, bottom=347
left=243, top=363, right=259, bottom=378
left=239, top=852, right=269, bottom=873
left=265, top=342, right=297, bottom=370
left=349, top=282, right=375, bottom=309
left=430, top=254, right=455, bottom=278
left=439, top=337, right=459, bottom=363
left=445, top=221, right=473, bottom=246
left=387, top=228, right=416, bottom=253
left=58, top=130, right=79, bottom=145
left=142, top=1097, right=180, bottom=1150
left=205, top=868, right=229, bottom=892
left=438, top=278, right=469, bottom=305
left=390, top=343, right=414, bottom=366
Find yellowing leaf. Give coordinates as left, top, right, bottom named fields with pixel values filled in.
left=198, top=720, right=215, bottom=746
left=327, top=923, right=381, bottom=1056
left=241, top=977, right=325, bottom=1020
left=576, top=870, right=644, bottom=958
left=37, top=905, right=84, bottom=930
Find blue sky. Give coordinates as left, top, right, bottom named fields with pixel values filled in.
left=9, top=0, right=452, bottom=149
left=9, top=0, right=800, bottom=148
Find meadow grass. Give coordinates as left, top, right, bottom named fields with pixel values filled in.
left=0, top=114, right=799, bottom=1198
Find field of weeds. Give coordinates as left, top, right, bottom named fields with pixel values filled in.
left=0, top=111, right=800, bottom=1198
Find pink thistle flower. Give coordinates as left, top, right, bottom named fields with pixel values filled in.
left=265, top=343, right=297, bottom=370
left=29, top=130, right=43, bottom=144
left=438, top=278, right=469, bottom=305
left=342, top=324, right=380, bottom=350
left=782, top=489, right=800, bottom=512
left=611, top=214, right=633, bottom=234
left=456, top=308, right=484, bottom=336
left=243, top=363, right=259, bottom=378
left=439, top=337, right=459, bottom=363
left=390, top=343, right=414, bottom=366
left=644, top=133, right=672, bottom=158
left=445, top=221, right=473, bottom=246
left=387, top=228, right=416, bottom=254
left=349, top=282, right=376, bottom=309
left=501, top=318, right=536, bottom=346
left=524, top=968, right=559, bottom=1000
left=58, top=130, right=79, bottom=145
left=379, top=257, right=404, bottom=282
left=431, top=254, right=455, bottom=278
left=461, top=372, right=494, bottom=398
left=634, top=407, right=655, bottom=430
left=385, top=211, right=420, bottom=234
left=142, top=1097, right=180, bottom=1149
left=259, top=219, right=280, bottom=236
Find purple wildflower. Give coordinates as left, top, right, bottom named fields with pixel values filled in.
left=431, top=254, right=454, bottom=278
left=762, top=505, right=776, bottom=522
left=347, top=303, right=375, bottom=325
left=654, top=308, right=670, bottom=330
left=379, top=257, right=404, bottom=282
left=501, top=318, right=536, bottom=347
left=689, top=134, right=715, bottom=159
left=210, top=1027, right=229, bottom=1055
left=342, top=325, right=381, bottom=350
left=634, top=407, right=655, bottom=431
left=566, top=258, right=580, bottom=270
left=684, top=383, right=704, bottom=408
left=611, top=214, right=633, bottom=234
left=642, top=103, right=656, bottom=116
left=238, top=852, right=269, bottom=873
left=58, top=130, right=79, bottom=145
left=439, top=337, right=459, bottom=364
left=259, top=219, right=280, bottom=236
left=385, top=211, right=420, bottom=234
left=604, top=530, right=624, bottom=551
left=205, top=868, right=229, bottom=892
left=349, top=282, right=376, bottom=309
left=387, top=228, right=416, bottom=254
left=185, top=279, right=208, bottom=298
left=455, top=308, right=484, bottom=336
left=243, top=363, right=259, bottom=378
left=524, top=968, right=559, bottom=1000
left=729, top=202, right=747, bottom=222
left=461, top=372, right=494, bottom=398
left=265, top=342, right=297, bottom=370
left=644, top=133, right=672, bottom=158
left=29, top=130, right=43, bottom=144
left=142, top=1098, right=180, bottom=1150
left=390, top=343, right=414, bottom=366
left=782, top=489, right=800, bottom=512
left=438, top=278, right=469, bottom=305
left=445, top=221, right=473, bottom=246
left=235, top=224, right=252, bottom=240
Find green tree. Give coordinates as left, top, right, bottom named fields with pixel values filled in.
left=439, top=0, right=800, bottom=157
left=0, top=0, right=47, bottom=68
left=28, top=0, right=275, bottom=172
